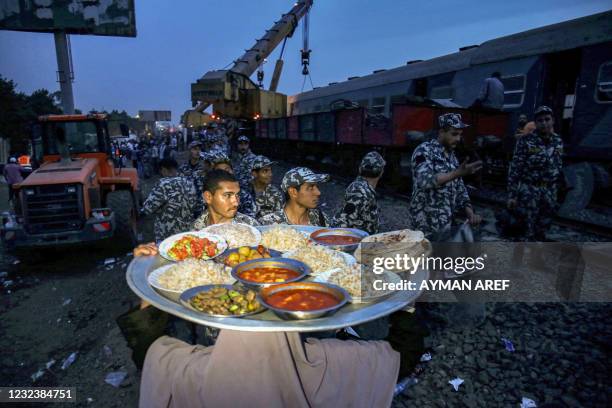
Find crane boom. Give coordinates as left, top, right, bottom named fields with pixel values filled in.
left=190, top=0, right=313, bottom=119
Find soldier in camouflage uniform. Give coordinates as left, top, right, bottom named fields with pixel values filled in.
left=408, top=113, right=482, bottom=240
left=178, top=140, right=206, bottom=217
left=140, top=158, right=197, bottom=242
left=333, top=151, right=386, bottom=234
left=507, top=106, right=563, bottom=241
left=207, top=151, right=257, bottom=218
left=242, top=155, right=284, bottom=219
left=260, top=167, right=331, bottom=226
left=192, top=169, right=260, bottom=229
left=231, top=135, right=257, bottom=187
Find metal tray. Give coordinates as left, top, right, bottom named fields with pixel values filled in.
left=126, top=255, right=429, bottom=332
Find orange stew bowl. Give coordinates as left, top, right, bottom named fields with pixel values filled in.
left=231, top=258, right=311, bottom=289
left=259, top=282, right=349, bottom=320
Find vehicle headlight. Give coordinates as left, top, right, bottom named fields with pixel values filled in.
left=25, top=189, right=35, bottom=196
left=66, top=186, right=77, bottom=193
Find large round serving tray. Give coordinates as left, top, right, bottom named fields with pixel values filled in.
left=126, top=255, right=429, bottom=332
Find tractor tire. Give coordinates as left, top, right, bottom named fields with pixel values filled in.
left=106, top=190, right=140, bottom=247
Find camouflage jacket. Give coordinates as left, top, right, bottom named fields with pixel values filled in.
left=237, top=188, right=257, bottom=219
left=178, top=158, right=205, bottom=180
left=408, top=139, right=471, bottom=238
left=507, top=132, right=563, bottom=200
left=243, top=183, right=284, bottom=219
left=332, top=176, right=379, bottom=234
left=141, top=176, right=197, bottom=242
left=192, top=210, right=260, bottom=230
left=232, top=150, right=257, bottom=185
left=260, top=207, right=330, bottom=227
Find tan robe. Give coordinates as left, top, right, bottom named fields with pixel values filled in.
left=140, top=330, right=400, bottom=408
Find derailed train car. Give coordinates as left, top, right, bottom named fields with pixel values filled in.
left=255, top=11, right=612, bottom=195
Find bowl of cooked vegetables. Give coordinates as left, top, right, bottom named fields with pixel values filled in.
left=216, top=245, right=282, bottom=267
left=259, top=282, right=349, bottom=320
left=179, top=284, right=265, bottom=317
left=231, top=258, right=311, bottom=290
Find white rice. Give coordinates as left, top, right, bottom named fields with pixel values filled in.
left=157, top=259, right=233, bottom=292
left=285, top=244, right=350, bottom=275
left=260, top=226, right=309, bottom=252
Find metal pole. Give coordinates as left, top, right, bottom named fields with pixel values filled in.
left=54, top=31, right=75, bottom=114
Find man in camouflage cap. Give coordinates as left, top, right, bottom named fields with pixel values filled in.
left=206, top=151, right=257, bottom=218
left=140, top=158, right=198, bottom=242
left=260, top=167, right=330, bottom=226
left=507, top=106, right=563, bottom=241
left=231, top=135, right=257, bottom=187
left=408, top=112, right=482, bottom=240
left=179, top=140, right=205, bottom=183
left=242, top=155, right=284, bottom=219
left=333, top=151, right=386, bottom=234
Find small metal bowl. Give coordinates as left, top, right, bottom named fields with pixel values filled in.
left=179, top=284, right=266, bottom=318
left=216, top=246, right=283, bottom=267
left=259, top=282, right=349, bottom=320
left=310, top=228, right=369, bottom=252
left=231, top=258, right=311, bottom=290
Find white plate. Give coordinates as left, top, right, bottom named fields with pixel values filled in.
left=282, top=247, right=356, bottom=275
left=158, top=231, right=228, bottom=262
left=202, top=223, right=262, bottom=248
left=313, top=270, right=403, bottom=304
left=147, top=263, right=235, bottom=302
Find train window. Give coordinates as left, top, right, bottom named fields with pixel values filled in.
left=501, top=74, right=526, bottom=108
left=371, top=97, right=386, bottom=114
left=595, top=61, right=612, bottom=103
left=430, top=85, right=454, bottom=99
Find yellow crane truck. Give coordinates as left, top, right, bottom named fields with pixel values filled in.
left=1, top=113, right=141, bottom=248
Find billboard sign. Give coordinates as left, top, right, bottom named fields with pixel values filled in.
left=0, top=0, right=136, bottom=37
left=138, top=110, right=172, bottom=122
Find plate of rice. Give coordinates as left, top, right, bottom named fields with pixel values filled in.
left=313, top=263, right=401, bottom=303
left=283, top=244, right=356, bottom=275
left=201, top=223, right=261, bottom=248
left=148, top=259, right=234, bottom=302
left=258, top=225, right=310, bottom=252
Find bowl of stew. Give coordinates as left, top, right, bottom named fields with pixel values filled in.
left=231, top=258, right=311, bottom=290
left=310, top=228, right=369, bottom=252
left=259, top=282, right=349, bottom=320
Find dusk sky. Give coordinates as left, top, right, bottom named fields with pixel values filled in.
left=1, top=0, right=610, bottom=122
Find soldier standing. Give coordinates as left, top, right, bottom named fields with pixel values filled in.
left=140, top=158, right=197, bottom=242
left=507, top=106, right=563, bottom=241
left=243, top=155, right=284, bottom=219
left=333, top=151, right=386, bottom=234
left=232, top=135, right=257, bottom=187
left=260, top=167, right=330, bottom=227
left=408, top=113, right=482, bottom=240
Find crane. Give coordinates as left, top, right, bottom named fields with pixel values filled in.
left=190, top=0, right=313, bottom=120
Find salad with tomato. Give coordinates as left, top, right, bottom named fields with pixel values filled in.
left=167, top=234, right=218, bottom=261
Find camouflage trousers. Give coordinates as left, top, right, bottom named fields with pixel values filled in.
left=514, top=184, right=558, bottom=241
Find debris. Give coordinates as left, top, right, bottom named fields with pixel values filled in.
left=104, top=258, right=116, bottom=265
left=13, top=260, right=20, bottom=265
left=61, top=352, right=78, bottom=370
left=501, top=337, right=516, bottom=352
left=62, top=298, right=72, bottom=306
left=3, top=280, right=14, bottom=288
left=520, top=397, right=537, bottom=407
left=394, top=376, right=418, bottom=396
left=420, top=352, right=432, bottom=362
left=103, top=345, right=113, bottom=358
left=31, top=369, right=45, bottom=382
left=344, top=326, right=360, bottom=338
left=57, top=318, right=62, bottom=323
left=105, top=371, right=128, bottom=388
left=448, top=377, right=464, bottom=391
left=87, top=398, right=94, bottom=403
left=45, top=359, right=56, bottom=370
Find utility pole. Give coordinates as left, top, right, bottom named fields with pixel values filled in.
left=53, top=31, right=75, bottom=114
